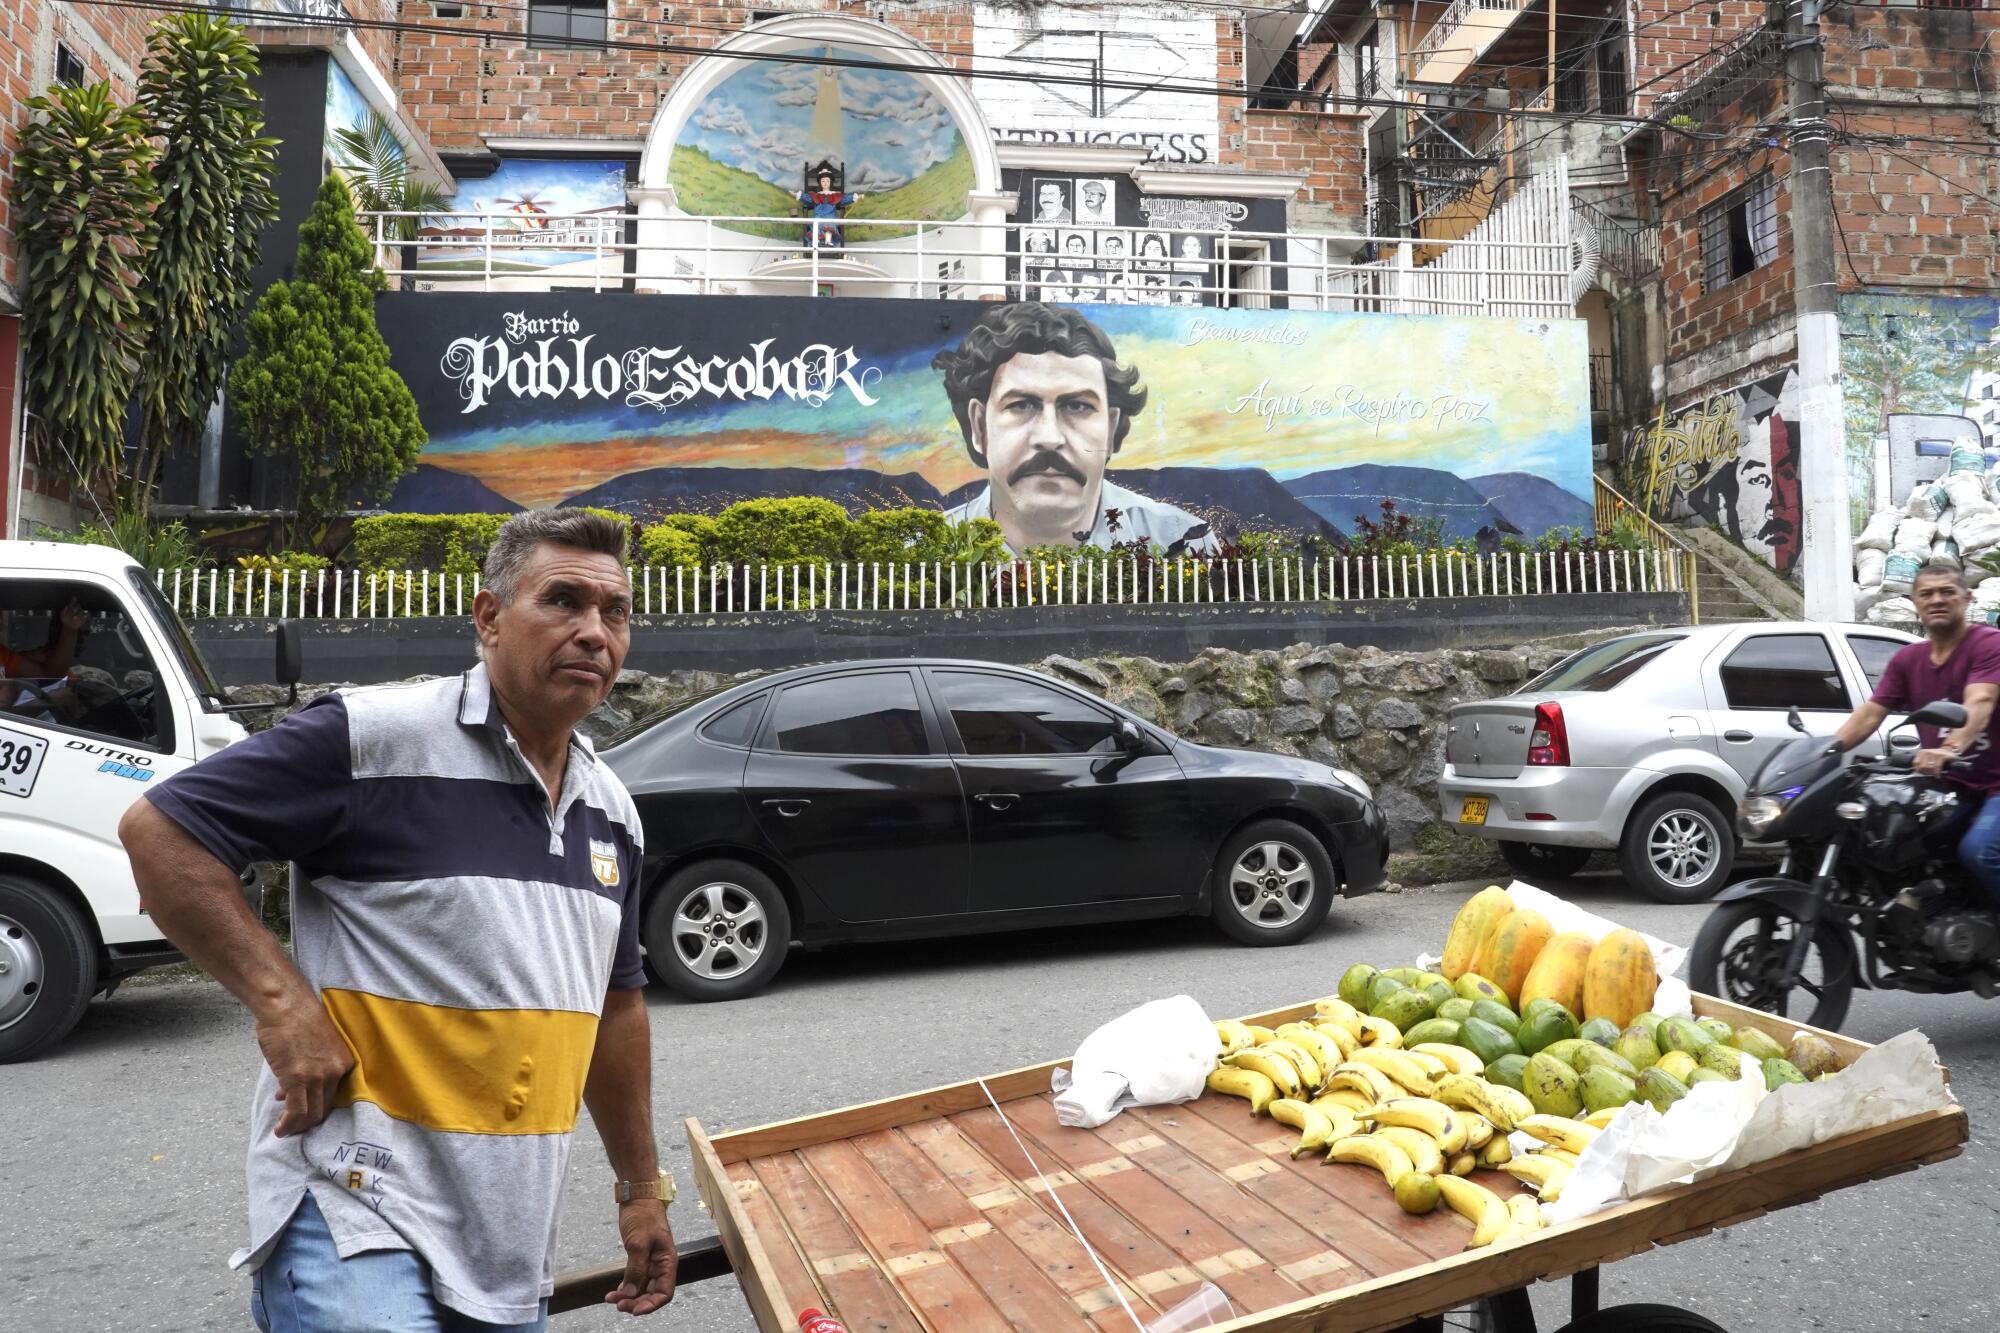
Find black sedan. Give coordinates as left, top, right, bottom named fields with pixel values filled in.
left=602, top=659, right=1389, bottom=1000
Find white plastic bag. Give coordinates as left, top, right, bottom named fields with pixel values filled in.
left=1051, top=994, right=1217, bottom=1127
left=1949, top=443, right=1985, bottom=475
left=1894, top=517, right=1938, bottom=550
left=1907, top=482, right=1948, bottom=520
left=1945, top=471, right=1987, bottom=512
left=1955, top=509, right=2000, bottom=553
left=1931, top=538, right=1962, bottom=568
left=1866, top=596, right=1919, bottom=627
left=1856, top=508, right=1901, bottom=552
left=1854, top=549, right=1886, bottom=586
left=1853, top=583, right=1889, bottom=616
left=1881, top=550, right=1923, bottom=595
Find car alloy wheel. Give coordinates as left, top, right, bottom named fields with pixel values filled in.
left=1646, top=809, right=1720, bottom=890
left=1228, top=841, right=1316, bottom=929
left=668, top=880, right=768, bottom=981
left=0, top=913, right=46, bottom=1032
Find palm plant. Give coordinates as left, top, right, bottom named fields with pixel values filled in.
left=331, top=109, right=450, bottom=242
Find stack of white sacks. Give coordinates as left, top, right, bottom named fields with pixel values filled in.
left=1855, top=446, right=2000, bottom=627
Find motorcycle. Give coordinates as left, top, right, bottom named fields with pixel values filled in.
left=1688, top=699, right=2000, bottom=1032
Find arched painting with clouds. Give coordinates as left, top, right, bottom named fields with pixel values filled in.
left=670, top=45, right=974, bottom=240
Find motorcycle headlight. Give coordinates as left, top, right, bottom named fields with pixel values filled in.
left=1739, top=795, right=1786, bottom=837
left=1329, top=768, right=1372, bottom=800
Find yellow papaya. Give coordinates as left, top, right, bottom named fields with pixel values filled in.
left=1582, top=928, right=1659, bottom=1028
left=1518, top=931, right=1594, bottom=1018
left=1471, top=908, right=1556, bottom=1006
left=1441, top=886, right=1514, bottom=981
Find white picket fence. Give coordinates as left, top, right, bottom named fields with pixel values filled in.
left=155, top=548, right=1687, bottom=620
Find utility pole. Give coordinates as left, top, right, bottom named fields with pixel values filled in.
left=1780, top=0, right=1854, bottom=622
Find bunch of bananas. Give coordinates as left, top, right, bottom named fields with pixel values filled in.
left=1205, top=999, right=1570, bottom=1250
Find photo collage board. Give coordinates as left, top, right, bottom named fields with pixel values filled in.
left=1016, top=176, right=1212, bottom=308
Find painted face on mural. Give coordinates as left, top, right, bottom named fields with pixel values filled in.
left=972, top=351, right=1119, bottom=542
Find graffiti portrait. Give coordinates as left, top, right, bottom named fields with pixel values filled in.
left=382, top=291, right=1593, bottom=558
left=1628, top=370, right=1803, bottom=574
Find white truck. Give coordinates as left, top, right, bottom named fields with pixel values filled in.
left=0, top=540, right=297, bottom=1060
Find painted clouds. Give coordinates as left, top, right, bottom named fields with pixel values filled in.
left=679, top=46, right=965, bottom=193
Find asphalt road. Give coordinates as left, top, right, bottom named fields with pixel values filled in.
left=3, top=871, right=1994, bottom=1333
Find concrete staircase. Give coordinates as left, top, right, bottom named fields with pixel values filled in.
left=1675, top=523, right=1806, bottom=624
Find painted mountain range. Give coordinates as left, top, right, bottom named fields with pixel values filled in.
left=397, top=461, right=1591, bottom=546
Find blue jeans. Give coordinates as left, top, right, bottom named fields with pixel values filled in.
left=1957, top=793, right=2000, bottom=910
left=251, top=1194, right=548, bottom=1333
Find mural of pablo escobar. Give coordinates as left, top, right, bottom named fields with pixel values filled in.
left=933, top=302, right=1216, bottom=555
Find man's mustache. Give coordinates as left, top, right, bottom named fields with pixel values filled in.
left=1009, top=453, right=1088, bottom=486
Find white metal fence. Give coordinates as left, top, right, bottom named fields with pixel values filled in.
left=156, top=548, right=1684, bottom=621
left=355, top=163, right=1575, bottom=319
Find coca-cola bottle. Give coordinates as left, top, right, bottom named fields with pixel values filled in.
left=797, top=1310, right=849, bottom=1333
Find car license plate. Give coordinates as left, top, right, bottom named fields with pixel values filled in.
left=0, top=724, right=49, bottom=799
left=1459, top=796, right=1489, bottom=825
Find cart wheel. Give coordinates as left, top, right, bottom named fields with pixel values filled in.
left=1550, top=1305, right=1729, bottom=1333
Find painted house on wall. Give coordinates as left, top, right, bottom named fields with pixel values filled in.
left=161, top=5, right=1599, bottom=557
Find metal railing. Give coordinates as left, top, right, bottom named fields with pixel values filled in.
left=236, top=0, right=352, bottom=24
left=1594, top=475, right=1702, bottom=623
left=1572, top=195, right=1662, bottom=280
left=1410, top=0, right=1527, bottom=63
left=358, top=180, right=1578, bottom=319
left=156, top=548, right=1685, bottom=621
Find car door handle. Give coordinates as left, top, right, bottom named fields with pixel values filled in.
left=974, top=792, right=1020, bottom=811
left=1723, top=730, right=1754, bottom=743
left=760, top=798, right=812, bottom=817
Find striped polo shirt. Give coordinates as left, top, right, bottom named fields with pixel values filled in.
left=145, top=664, right=645, bottom=1323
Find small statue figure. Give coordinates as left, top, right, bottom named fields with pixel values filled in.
left=799, top=158, right=862, bottom=250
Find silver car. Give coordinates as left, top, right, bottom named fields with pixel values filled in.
left=1436, top=622, right=1918, bottom=902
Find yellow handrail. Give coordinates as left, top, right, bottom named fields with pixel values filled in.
left=1594, top=475, right=1702, bottom=624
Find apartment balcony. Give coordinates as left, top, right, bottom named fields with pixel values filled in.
left=1408, top=0, right=1536, bottom=87
left=237, top=0, right=352, bottom=25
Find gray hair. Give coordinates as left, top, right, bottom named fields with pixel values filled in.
left=482, top=508, right=629, bottom=604
left=1913, top=561, right=1970, bottom=591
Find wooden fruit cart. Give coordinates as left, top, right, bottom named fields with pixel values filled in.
left=552, top=994, right=1966, bottom=1332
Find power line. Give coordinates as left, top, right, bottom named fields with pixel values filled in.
left=68, top=0, right=1746, bottom=134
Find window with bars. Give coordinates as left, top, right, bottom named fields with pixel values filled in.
left=55, top=42, right=88, bottom=86
left=1699, top=174, right=1778, bottom=293
left=527, top=0, right=607, bottom=50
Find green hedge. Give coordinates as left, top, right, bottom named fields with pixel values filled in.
left=347, top=510, right=627, bottom=580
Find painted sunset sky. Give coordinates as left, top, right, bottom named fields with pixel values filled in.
left=414, top=302, right=1593, bottom=510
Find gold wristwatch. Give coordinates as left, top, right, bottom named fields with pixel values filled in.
left=614, top=1169, right=676, bottom=1206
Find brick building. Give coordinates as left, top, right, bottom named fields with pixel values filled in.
left=1618, top=5, right=2000, bottom=579
left=0, top=0, right=153, bottom=536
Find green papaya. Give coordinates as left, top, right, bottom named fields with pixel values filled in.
left=1615, top=1027, right=1663, bottom=1071
left=1460, top=1017, right=1523, bottom=1067
left=1520, top=997, right=1565, bottom=1025
left=1415, top=971, right=1453, bottom=991
left=1471, top=999, right=1522, bottom=1035
left=1369, top=974, right=1410, bottom=1008
left=1540, top=1039, right=1593, bottom=1070
left=1763, top=1058, right=1808, bottom=1090
left=1403, top=1018, right=1463, bottom=1049
left=1688, top=1068, right=1731, bottom=1086
left=1725, top=1026, right=1786, bottom=1064
left=1658, top=1017, right=1715, bottom=1056
left=1455, top=973, right=1510, bottom=1006
left=1372, top=987, right=1437, bottom=1034
left=1697, top=1043, right=1746, bottom=1080
left=1423, top=980, right=1457, bottom=1011
left=1518, top=1006, right=1580, bottom=1056
left=1381, top=967, right=1427, bottom=986
left=1578, top=1016, right=1622, bottom=1047
left=1525, top=1053, right=1584, bottom=1118
left=1630, top=1011, right=1667, bottom=1036
left=1487, top=1053, right=1531, bottom=1092
left=1580, top=1067, right=1639, bottom=1113
left=1636, top=1067, right=1690, bottom=1112
left=1572, top=1043, right=1641, bottom=1080
left=1437, top=997, right=1478, bottom=1025
left=1338, top=964, right=1380, bottom=1012
left=1695, top=1017, right=1735, bottom=1045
